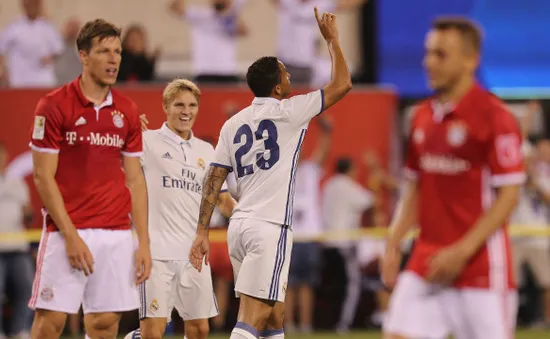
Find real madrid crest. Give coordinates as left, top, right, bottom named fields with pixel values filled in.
left=447, top=121, right=467, bottom=147
left=198, top=157, right=205, bottom=170
left=150, top=299, right=159, bottom=312
left=111, top=110, right=125, bottom=129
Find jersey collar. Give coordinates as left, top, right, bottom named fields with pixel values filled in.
left=160, top=123, right=194, bottom=146
left=252, top=97, right=281, bottom=105
left=71, top=76, right=114, bottom=109
left=431, top=82, right=483, bottom=122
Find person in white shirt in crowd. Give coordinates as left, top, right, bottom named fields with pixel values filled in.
left=322, top=156, right=374, bottom=334
left=54, top=17, right=82, bottom=86
left=511, top=138, right=550, bottom=329
left=0, top=0, right=63, bottom=88
left=285, top=115, right=332, bottom=334
left=169, top=0, right=249, bottom=84
left=0, top=141, right=35, bottom=339
left=272, top=0, right=364, bottom=85
left=125, top=79, right=236, bottom=339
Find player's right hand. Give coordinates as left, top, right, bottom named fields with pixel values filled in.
left=314, top=7, right=339, bottom=42
left=189, top=231, right=210, bottom=272
left=65, top=232, right=94, bottom=276
left=381, top=244, right=402, bottom=290
left=139, top=114, right=149, bottom=131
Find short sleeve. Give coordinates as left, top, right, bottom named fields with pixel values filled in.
left=211, top=124, right=233, bottom=172
left=122, top=102, right=143, bottom=157
left=488, top=105, right=526, bottom=187
left=139, top=132, right=151, bottom=167
left=404, top=110, right=421, bottom=181
left=29, top=98, right=64, bottom=154
left=283, top=89, right=325, bottom=127
left=350, top=184, right=374, bottom=211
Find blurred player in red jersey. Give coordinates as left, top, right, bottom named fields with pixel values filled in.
left=382, top=18, right=524, bottom=339
left=27, top=19, right=151, bottom=339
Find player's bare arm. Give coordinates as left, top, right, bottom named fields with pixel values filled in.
left=311, top=116, right=333, bottom=165
left=381, top=180, right=418, bottom=289
left=169, top=0, right=185, bottom=17
left=189, top=165, right=230, bottom=272
left=123, top=156, right=152, bottom=284
left=32, top=151, right=94, bottom=275
left=217, top=191, right=237, bottom=219
left=315, top=7, right=352, bottom=111
left=427, top=184, right=521, bottom=285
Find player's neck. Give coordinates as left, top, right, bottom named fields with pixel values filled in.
left=79, top=73, right=110, bottom=106
left=437, top=76, right=475, bottom=105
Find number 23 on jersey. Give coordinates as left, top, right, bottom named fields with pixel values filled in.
left=234, top=119, right=280, bottom=178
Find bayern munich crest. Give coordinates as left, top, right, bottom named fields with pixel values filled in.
left=447, top=121, right=467, bottom=147
left=111, top=110, right=125, bottom=128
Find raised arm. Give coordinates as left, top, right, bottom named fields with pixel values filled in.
left=315, top=7, right=352, bottom=111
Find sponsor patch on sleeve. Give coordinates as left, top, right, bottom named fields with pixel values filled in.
left=32, top=116, right=46, bottom=140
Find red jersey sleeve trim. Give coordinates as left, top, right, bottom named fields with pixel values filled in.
left=29, top=142, right=60, bottom=154
left=403, top=167, right=418, bottom=181
left=121, top=151, right=143, bottom=158
left=491, top=172, right=526, bottom=187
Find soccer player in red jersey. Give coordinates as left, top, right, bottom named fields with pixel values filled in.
left=382, top=18, right=524, bottom=339
left=27, top=19, right=151, bottom=339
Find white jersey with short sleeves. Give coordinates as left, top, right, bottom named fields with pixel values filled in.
left=141, top=123, right=227, bottom=260
left=213, top=89, right=325, bottom=226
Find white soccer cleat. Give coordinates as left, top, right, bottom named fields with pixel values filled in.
left=123, top=329, right=141, bottom=339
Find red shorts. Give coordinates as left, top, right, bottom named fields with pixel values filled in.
left=209, top=229, right=233, bottom=281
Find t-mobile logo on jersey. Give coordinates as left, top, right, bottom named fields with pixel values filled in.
left=420, top=154, right=471, bottom=174
left=65, top=131, right=125, bottom=148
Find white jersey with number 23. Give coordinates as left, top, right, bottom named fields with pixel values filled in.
left=212, top=89, right=325, bottom=226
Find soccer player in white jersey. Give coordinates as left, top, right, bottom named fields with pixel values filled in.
left=124, top=79, right=236, bottom=339
left=189, top=8, right=351, bottom=339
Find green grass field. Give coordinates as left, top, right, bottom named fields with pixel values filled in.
left=80, top=329, right=549, bottom=339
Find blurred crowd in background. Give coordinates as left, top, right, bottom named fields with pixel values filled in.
left=1, top=0, right=549, bottom=338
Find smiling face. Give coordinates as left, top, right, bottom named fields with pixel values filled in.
left=165, top=90, right=199, bottom=138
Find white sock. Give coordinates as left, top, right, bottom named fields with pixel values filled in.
left=231, top=322, right=258, bottom=339
left=122, top=329, right=140, bottom=339
left=85, top=335, right=91, bottom=339
left=260, top=328, right=284, bottom=338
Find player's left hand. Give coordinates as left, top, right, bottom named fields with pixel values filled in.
left=140, top=114, right=149, bottom=131
left=189, top=231, right=210, bottom=272
left=135, top=244, right=152, bottom=285
left=427, top=245, right=469, bottom=285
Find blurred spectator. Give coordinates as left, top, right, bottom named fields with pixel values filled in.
left=0, top=141, right=34, bottom=339
left=169, top=0, right=248, bottom=84
left=273, top=0, right=364, bottom=85
left=285, top=116, right=333, bottom=334
left=55, top=17, right=82, bottom=85
left=322, top=157, right=374, bottom=334
left=117, top=24, right=160, bottom=83
left=0, top=0, right=63, bottom=88
left=510, top=138, right=550, bottom=328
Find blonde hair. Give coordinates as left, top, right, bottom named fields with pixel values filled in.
left=162, top=78, right=201, bottom=107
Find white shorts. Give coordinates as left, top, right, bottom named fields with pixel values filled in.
left=28, top=229, right=139, bottom=314
left=139, top=259, right=218, bottom=321
left=227, top=218, right=293, bottom=303
left=383, top=271, right=518, bottom=339
left=512, top=241, right=550, bottom=288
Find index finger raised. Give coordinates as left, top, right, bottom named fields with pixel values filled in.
left=314, top=6, right=322, bottom=24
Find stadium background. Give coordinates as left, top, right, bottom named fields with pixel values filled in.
left=1, top=0, right=550, bottom=337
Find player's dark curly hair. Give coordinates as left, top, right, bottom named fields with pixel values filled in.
left=246, top=56, right=282, bottom=97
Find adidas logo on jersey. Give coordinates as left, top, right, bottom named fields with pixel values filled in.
left=75, top=117, right=87, bottom=126
left=162, top=152, right=172, bottom=159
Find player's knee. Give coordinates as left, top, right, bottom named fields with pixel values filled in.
left=185, top=320, right=210, bottom=339
left=140, top=327, right=164, bottom=339
left=84, top=313, right=120, bottom=339
left=31, top=311, right=65, bottom=339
